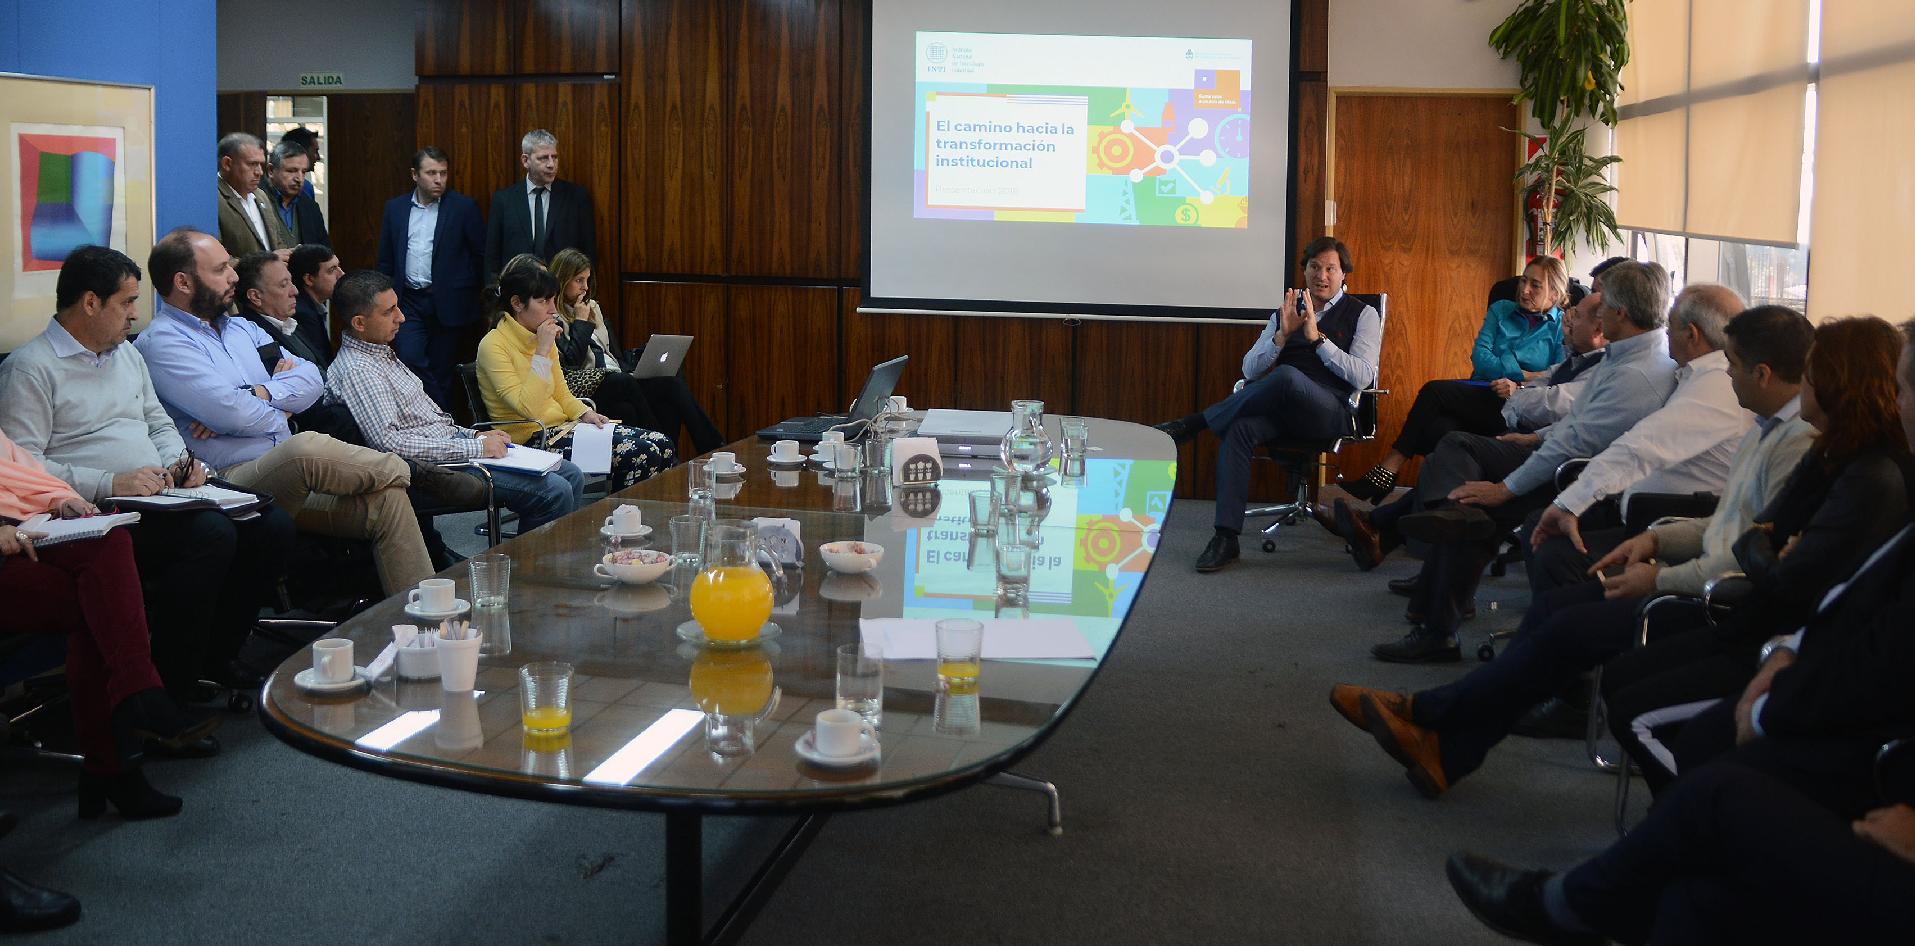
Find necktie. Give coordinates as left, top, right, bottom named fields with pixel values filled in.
left=532, top=186, right=547, bottom=254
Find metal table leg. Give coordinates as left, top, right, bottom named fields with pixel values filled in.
left=988, top=770, right=1064, bottom=835
left=663, top=811, right=828, bottom=946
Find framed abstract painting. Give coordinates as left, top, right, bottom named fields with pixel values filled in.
left=0, top=74, right=154, bottom=352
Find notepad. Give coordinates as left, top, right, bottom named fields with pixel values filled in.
left=568, top=423, right=616, bottom=475
left=16, top=512, right=142, bottom=548
left=474, top=443, right=565, bottom=475
left=858, top=618, right=1095, bottom=660
left=108, top=483, right=259, bottom=511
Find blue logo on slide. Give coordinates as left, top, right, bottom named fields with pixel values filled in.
left=927, top=42, right=948, bottom=64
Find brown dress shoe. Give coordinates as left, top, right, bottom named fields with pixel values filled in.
left=1309, top=502, right=1342, bottom=537
left=1360, top=694, right=1450, bottom=798
left=1334, top=500, right=1387, bottom=571
left=1329, top=684, right=1409, bottom=732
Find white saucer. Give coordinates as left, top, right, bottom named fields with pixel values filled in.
left=600, top=524, right=655, bottom=541
left=711, top=463, right=746, bottom=478
left=404, top=599, right=471, bottom=621
left=294, top=666, right=371, bottom=694
left=794, top=728, right=880, bottom=767
left=766, top=454, right=807, bottom=467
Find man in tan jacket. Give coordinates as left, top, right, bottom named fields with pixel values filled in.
left=216, top=132, right=294, bottom=258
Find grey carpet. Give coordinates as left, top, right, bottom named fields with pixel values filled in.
left=3, top=501, right=1643, bottom=944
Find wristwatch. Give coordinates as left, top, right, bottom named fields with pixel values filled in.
left=1758, top=636, right=1794, bottom=664
left=1309, top=336, right=1327, bottom=349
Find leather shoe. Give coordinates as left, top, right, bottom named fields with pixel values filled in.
left=1195, top=532, right=1240, bottom=573
left=145, top=735, right=222, bottom=759
left=1386, top=575, right=1421, bottom=598
left=1333, top=500, right=1388, bottom=571
left=1399, top=505, right=1499, bottom=544
left=1512, top=696, right=1590, bottom=740
left=1371, top=627, right=1461, bottom=664
left=0, top=869, right=80, bottom=933
left=1405, top=600, right=1478, bottom=624
left=1361, top=694, right=1450, bottom=798
left=1152, top=418, right=1194, bottom=445
left=114, top=688, right=222, bottom=754
left=1329, top=684, right=1408, bottom=733
left=1445, top=854, right=1602, bottom=945
left=1308, top=502, right=1341, bottom=537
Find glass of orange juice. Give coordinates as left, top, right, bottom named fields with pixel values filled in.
left=936, top=618, right=984, bottom=692
left=690, top=522, right=775, bottom=645
left=519, top=660, right=574, bottom=735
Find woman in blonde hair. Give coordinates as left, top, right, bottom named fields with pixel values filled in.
left=548, top=248, right=724, bottom=454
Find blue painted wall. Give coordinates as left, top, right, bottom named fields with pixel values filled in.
left=0, top=0, right=218, bottom=235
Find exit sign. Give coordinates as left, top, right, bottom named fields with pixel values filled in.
left=299, top=72, right=344, bottom=89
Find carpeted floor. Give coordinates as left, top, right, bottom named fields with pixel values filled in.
left=1, top=499, right=1643, bottom=944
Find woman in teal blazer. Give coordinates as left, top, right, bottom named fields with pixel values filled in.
left=1472, top=256, right=1570, bottom=381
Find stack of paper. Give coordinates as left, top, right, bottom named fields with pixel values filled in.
left=475, top=443, right=564, bottom=474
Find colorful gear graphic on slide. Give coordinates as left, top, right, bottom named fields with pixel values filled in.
left=1120, top=117, right=1220, bottom=204
left=1096, top=131, right=1137, bottom=171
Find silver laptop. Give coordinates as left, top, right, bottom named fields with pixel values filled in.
left=629, top=334, right=694, bottom=378
left=916, top=408, right=1050, bottom=459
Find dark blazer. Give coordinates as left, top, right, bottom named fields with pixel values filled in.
left=266, top=183, right=329, bottom=247
left=240, top=307, right=330, bottom=371
left=292, top=291, right=333, bottom=362
left=485, top=178, right=595, bottom=282
left=376, top=190, right=487, bottom=327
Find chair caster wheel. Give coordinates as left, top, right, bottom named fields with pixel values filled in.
left=1477, top=644, right=1496, bottom=662
left=1261, top=540, right=1276, bottom=553
left=227, top=691, right=256, bottom=713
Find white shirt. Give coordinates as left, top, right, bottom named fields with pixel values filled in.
left=1648, top=395, right=1816, bottom=595
left=525, top=177, right=549, bottom=236
left=238, top=188, right=270, bottom=249
left=405, top=193, right=439, bottom=289
left=1552, top=349, right=1750, bottom=516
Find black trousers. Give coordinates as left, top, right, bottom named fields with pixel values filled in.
left=128, top=505, right=295, bottom=693
left=1397, top=433, right=1554, bottom=638
left=1390, top=379, right=1508, bottom=458
left=1413, top=591, right=1643, bottom=782
left=1562, top=760, right=1915, bottom=945
left=588, top=371, right=727, bottom=456
left=1602, top=626, right=1759, bottom=796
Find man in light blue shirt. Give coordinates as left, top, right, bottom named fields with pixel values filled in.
left=136, top=227, right=435, bottom=596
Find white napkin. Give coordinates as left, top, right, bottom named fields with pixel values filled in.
left=858, top=618, right=1094, bottom=660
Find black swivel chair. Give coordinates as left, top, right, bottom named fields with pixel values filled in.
left=1241, top=293, right=1390, bottom=552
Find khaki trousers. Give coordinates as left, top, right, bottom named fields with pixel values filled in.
left=222, top=432, right=434, bottom=595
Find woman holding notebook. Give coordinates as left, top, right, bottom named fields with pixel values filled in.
left=0, top=428, right=218, bottom=819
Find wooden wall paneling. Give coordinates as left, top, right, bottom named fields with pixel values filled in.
left=622, top=0, right=728, bottom=275
left=1296, top=0, right=1330, bottom=74
left=513, top=80, right=620, bottom=269
left=417, top=0, right=519, bottom=77
left=216, top=93, right=267, bottom=141
left=1330, top=94, right=1520, bottom=483
left=1188, top=322, right=1292, bottom=503
left=730, top=0, right=840, bottom=278
left=416, top=83, right=520, bottom=217
left=1074, top=320, right=1200, bottom=496
left=324, top=93, right=419, bottom=271
left=837, top=0, right=869, bottom=281
left=840, top=299, right=954, bottom=411
left=621, top=282, right=728, bottom=457
left=950, top=317, right=1074, bottom=414
left=722, top=286, right=842, bottom=439
left=519, top=0, right=620, bottom=75
left=1292, top=79, right=1329, bottom=252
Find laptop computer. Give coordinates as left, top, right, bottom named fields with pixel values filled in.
left=627, top=334, right=694, bottom=379
left=755, top=354, right=909, bottom=443
left=915, top=408, right=1048, bottom=458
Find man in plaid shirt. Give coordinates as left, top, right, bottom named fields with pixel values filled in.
left=326, top=270, right=585, bottom=533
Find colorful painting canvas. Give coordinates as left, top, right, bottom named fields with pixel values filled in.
left=18, top=131, right=121, bottom=272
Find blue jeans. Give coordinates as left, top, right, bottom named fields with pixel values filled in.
left=1205, top=366, right=1352, bottom=531
left=472, top=460, right=586, bottom=533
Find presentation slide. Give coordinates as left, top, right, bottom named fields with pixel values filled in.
left=915, top=33, right=1253, bottom=230
left=868, top=0, right=1293, bottom=316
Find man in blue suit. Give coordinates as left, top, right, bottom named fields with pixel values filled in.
left=376, top=146, right=484, bottom=409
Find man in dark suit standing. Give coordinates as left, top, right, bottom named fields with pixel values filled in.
left=376, top=146, right=485, bottom=409
left=289, top=243, right=342, bottom=360
left=484, top=129, right=595, bottom=283
left=264, top=140, right=329, bottom=247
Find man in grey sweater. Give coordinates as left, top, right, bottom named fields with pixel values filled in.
left=0, top=246, right=294, bottom=700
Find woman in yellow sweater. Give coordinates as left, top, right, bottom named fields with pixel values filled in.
left=476, top=266, right=675, bottom=490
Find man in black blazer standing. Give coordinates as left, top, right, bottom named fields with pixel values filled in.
left=289, top=243, right=343, bottom=360
left=484, top=128, right=595, bottom=283
left=376, top=146, right=485, bottom=409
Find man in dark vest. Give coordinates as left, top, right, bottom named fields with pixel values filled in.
left=1156, top=237, right=1383, bottom=572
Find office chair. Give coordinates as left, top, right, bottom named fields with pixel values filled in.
left=1241, top=293, right=1389, bottom=552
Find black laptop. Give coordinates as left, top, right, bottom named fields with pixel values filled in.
left=756, top=355, right=909, bottom=442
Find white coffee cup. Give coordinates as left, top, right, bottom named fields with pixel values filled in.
left=886, top=395, right=909, bottom=413
left=814, top=708, right=867, bottom=757
left=829, top=441, right=858, bottom=473
left=408, top=577, right=456, bottom=613
left=605, top=505, right=643, bottom=535
left=820, top=430, right=845, bottom=445
left=771, top=439, right=801, bottom=461
left=710, top=451, right=738, bottom=473
left=436, top=627, right=483, bottom=692
left=312, top=638, right=354, bottom=684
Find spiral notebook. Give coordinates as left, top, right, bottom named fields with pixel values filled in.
left=17, top=512, right=142, bottom=548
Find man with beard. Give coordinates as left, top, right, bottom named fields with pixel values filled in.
left=0, top=245, right=294, bottom=703
left=133, top=228, right=434, bottom=598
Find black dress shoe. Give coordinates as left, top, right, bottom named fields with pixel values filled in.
left=1512, top=697, right=1591, bottom=740
left=1399, top=505, right=1499, bottom=544
left=113, top=688, right=222, bottom=755
left=1445, top=854, right=1602, bottom=946
left=145, top=735, right=222, bottom=760
left=0, top=869, right=81, bottom=933
left=1152, top=418, right=1194, bottom=445
left=1387, top=575, right=1422, bottom=598
left=1371, top=627, right=1461, bottom=663
left=77, top=769, right=182, bottom=820
left=1195, top=532, right=1240, bottom=573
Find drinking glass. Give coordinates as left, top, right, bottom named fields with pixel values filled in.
left=967, top=490, right=998, bottom=535
left=835, top=642, right=884, bottom=726
left=519, top=660, right=574, bottom=735
left=935, top=618, right=983, bottom=690
left=687, top=458, right=716, bottom=517
left=474, top=603, right=512, bottom=656
left=469, top=552, right=511, bottom=610
left=934, top=689, right=980, bottom=737
left=669, top=514, right=706, bottom=567
left=994, top=543, right=1032, bottom=596
left=861, top=434, right=890, bottom=475
left=1061, top=419, right=1089, bottom=461
left=989, top=470, right=1021, bottom=515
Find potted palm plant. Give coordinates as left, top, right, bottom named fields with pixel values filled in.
left=1511, top=118, right=1622, bottom=258
left=1489, top=0, right=1630, bottom=128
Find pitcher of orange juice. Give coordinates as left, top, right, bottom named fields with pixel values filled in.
left=689, top=650, right=779, bottom=757
left=689, top=522, right=776, bottom=644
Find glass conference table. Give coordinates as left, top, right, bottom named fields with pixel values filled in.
left=260, top=417, right=1175, bottom=946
